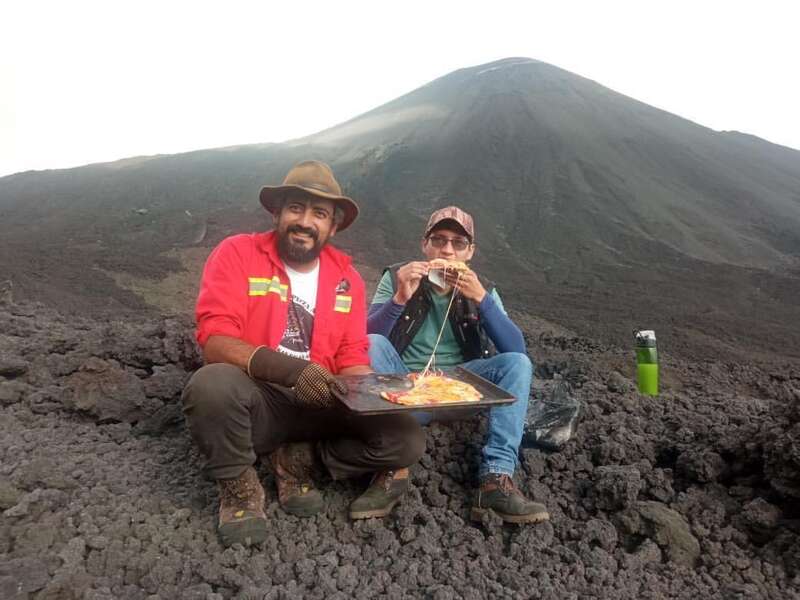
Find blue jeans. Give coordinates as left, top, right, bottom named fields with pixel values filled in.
left=367, top=334, right=532, bottom=478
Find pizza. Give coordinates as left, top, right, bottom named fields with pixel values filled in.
left=380, top=372, right=483, bottom=406
left=428, top=258, right=469, bottom=273
left=427, top=259, right=469, bottom=289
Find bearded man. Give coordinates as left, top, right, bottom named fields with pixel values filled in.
left=182, top=161, right=425, bottom=547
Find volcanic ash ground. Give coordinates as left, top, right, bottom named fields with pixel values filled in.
left=1, top=300, right=800, bottom=599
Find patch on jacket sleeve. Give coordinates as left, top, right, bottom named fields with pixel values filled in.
left=335, top=278, right=351, bottom=294
left=334, top=294, right=352, bottom=313
left=249, top=276, right=288, bottom=301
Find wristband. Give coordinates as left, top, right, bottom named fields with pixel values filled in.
left=246, top=345, right=267, bottom=378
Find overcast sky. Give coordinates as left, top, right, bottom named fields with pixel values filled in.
left=2, top=0, right=798, bottom=178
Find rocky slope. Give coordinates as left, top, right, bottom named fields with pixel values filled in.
left=2, top=297, right=799, bottom=599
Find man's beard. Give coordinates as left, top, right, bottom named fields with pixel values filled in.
left=277, top=224, right=325, bottom=264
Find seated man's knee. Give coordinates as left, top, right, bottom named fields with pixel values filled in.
left=368, top=333, right=401, bottom=374
left=504, top=351, right=533, bottom=375
left=182, top=363, right=248, bottom=417
left=368, top=333, right=393, bottom=355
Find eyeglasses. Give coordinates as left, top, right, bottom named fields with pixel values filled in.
left=426, top=234, right=471, bottom=251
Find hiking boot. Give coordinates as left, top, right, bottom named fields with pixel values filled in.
left=267, top=442, right=324, bottom=517
left=350, top=468, right=410, bottom=519
left=471, top=473, right=550, bottom=524
left=217, top=466, right=267, bottom=547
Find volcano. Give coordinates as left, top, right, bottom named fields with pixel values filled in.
left=1, top=57, right=799, bottom=360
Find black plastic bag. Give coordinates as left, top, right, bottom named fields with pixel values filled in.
left=522, top=379, right=581, bottom=451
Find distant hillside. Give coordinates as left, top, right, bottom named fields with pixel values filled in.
left=1, top=58, right=799, bottom=361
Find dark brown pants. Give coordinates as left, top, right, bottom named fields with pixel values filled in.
left=181, top=363, right=426, bottom=481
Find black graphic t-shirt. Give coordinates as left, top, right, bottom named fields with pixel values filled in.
left=277, top=264, right=318, bottom=360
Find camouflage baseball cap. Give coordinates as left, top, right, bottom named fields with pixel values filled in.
left=424, top=206, right=475, bottom=241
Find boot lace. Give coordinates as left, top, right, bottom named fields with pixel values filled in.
left=372, top=470, right=396, bottom=491
left=219, top=469, right=261, bottom=510
left=486, top=474, right=521, bottom=497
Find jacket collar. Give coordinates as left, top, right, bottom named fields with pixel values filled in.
left=255, top=230, right=352, bottom=274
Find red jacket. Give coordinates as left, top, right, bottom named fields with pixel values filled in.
left=195, top=231, right=369, bottom=374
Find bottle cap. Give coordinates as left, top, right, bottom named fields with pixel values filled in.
left=635, top=330, right=657, bottom=347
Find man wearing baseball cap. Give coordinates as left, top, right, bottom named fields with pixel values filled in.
left=367, top=205, right=548, bottom=524
left=182, top=160, right=425, bottom=546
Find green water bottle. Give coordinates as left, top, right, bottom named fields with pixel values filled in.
left=635, top=329, right=658, bottom=396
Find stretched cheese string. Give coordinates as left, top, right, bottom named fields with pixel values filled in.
left=420, top=268, right=463, bottom=379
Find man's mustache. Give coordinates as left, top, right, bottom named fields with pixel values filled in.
left=286, top=225, right=319, bottom=241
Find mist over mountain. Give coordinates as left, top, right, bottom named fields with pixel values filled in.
left=1, top=58, right=799, bottom=360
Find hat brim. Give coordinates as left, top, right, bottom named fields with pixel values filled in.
left=259, top=184, right=359, bottom=232
left=425, top=218, right=473, bottom=241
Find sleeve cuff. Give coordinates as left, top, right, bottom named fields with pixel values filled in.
left=478, top=293, right=497, bottom=313
left=196, top=322, right=242, bottom=347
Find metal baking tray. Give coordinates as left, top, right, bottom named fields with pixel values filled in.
left=332, top=367, right=516, bottom=415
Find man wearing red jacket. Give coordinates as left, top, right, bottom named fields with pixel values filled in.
left=182, top=161, right=425, bottom=547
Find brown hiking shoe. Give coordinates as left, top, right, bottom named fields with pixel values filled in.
left=267, top=442, right=324, bottom=517
left=471, top=473, right=549, bottom=524
left=349, top=468, right=409, bottom=519
left=217, top=466, right=267, bottom=547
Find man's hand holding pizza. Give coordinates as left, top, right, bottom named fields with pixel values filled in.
left=393, top=261, right=430, bottom=305
left=446, top=267, right=487, bottom=303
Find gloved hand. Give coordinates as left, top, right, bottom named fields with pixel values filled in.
left=247, top=346, right=347, bottom=408
left=294, top=363, right=348, bottom=409
left=247, top=346, right=308, bottom=387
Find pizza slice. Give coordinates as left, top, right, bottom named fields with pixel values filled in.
left=380, top=372, right=483, bottom=406
left=429, top=258, right=469, bottom=272
left=427, top=259, right=469, bottom=288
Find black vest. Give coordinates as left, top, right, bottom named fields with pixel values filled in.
left=384, top=263, right=495, bottom=361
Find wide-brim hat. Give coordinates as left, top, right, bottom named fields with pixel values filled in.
left=259, top=160, right=359, bottom=232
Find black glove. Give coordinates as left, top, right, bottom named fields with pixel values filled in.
left=294, top=363, right=348, bottom=409
left=247, top=346, right=308, bottom=387
left=247, top=346, right=347, bottom=408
